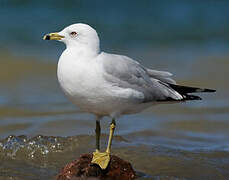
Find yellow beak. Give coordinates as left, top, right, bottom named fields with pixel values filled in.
left=43, top=32, right=65, bottom=40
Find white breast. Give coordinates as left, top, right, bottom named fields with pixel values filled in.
left=58, top=51, right=101, bottom=108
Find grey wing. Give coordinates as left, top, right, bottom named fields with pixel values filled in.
left=146, top=69, right=176, bottom=84
left=100, top=52, right=183, bottom=103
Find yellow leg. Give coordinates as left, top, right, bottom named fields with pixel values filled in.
left=92, top=119, right=116, bottom=169
left=106, top=119, right=116, bottom=153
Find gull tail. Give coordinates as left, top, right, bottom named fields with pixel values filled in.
left=168, top=83, right=216, bottom=101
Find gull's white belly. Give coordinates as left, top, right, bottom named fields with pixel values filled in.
left=57, top=56, right=146, bottom=117
left=57, top=55, right=145, bottom=116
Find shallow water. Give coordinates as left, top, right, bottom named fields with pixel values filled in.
left=1, top=1, right=229, bottom=179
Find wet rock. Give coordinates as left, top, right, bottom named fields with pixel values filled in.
left=56, top=153, right=136, bottom=180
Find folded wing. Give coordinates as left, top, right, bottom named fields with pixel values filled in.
left=100, top=52, right=215, bottom=103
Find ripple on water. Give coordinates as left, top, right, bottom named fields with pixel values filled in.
left=0, top=135, right=92, bottom=162
left=1, top=135, right=229, bottom=180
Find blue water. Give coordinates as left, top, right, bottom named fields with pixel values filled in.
left=1, top=0, right=229, bottom=59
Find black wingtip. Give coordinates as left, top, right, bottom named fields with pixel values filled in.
left=202, top=88, right=216, bottom=93
left=184, top=95, right=202, bottom=101
left=168, top=83, right=216, bottom=93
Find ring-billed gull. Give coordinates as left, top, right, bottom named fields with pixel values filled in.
left=43, top=23, right=215, bottom=169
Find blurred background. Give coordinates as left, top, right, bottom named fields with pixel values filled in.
left=0, top=0, right=229, bottom=180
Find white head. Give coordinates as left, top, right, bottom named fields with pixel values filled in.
left=43, top=23, right=100, bottom=55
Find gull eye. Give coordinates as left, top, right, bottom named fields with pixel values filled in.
left=70, top=31, right=77, bottom=36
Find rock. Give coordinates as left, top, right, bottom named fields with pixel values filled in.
left=56, top=153, right=136, bottom=180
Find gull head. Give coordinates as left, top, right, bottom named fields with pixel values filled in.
left=43, top=23, right=100, bottom=53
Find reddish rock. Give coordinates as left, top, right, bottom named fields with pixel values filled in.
left=56, top=153, right=136, bottom=180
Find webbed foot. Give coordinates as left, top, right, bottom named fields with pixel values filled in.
left=91, top=150, right=110, bottom=169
